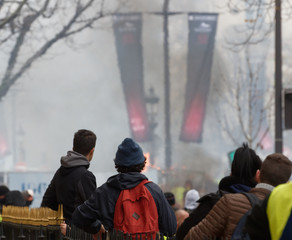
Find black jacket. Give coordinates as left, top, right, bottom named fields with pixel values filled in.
left=5, top=190, right=26, bottom=206
left=41, top=151, right=96, bottom=222
left=71, top=172, right=177, bottom=236
left=175, top=176, right=256, bottom=240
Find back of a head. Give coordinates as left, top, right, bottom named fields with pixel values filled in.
left=260, top=153, right=292, bottom=186
left=114, top=138, right=146, bottom=173
left=73, top=129, right=96, bottom=156
left=0, top=185, right=10, bottom=205
left=164, top=192, right=176, bottom=206
left=231, top=143, right=262, bottom=186
left=0, top=185, right=9, bottom=196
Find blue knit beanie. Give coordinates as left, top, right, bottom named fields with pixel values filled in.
left=114, top=138, right=145, bottom=167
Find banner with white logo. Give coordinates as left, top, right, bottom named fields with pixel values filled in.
left=113, top=13, right=150, bottom=142
left=180, top=13, right=218, bottom=142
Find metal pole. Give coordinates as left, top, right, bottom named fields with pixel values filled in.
left=275, top=0, right=283, bottom=153
left=12, top=89, right=17, bottom=167
left=163, top=0, right=171, bottom=169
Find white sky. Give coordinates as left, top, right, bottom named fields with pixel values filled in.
left=1, top=0, right=292, bottom=183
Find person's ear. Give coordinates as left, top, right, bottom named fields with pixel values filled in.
left=255, top=169, right=261, bottom=183
left=87, top=148, right=95, bottom=161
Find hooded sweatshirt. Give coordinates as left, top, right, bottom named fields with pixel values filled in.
left=71, top=172, right=177, bottom=236
left=41, top=151, right=96, bottom=222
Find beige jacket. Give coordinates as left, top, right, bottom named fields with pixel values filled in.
left=184, top=188, right=270, bottom=240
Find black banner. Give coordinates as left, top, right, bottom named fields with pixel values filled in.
left=113, top=13, right=150, bottom=141
left=180, top=13, right=218, bottom=142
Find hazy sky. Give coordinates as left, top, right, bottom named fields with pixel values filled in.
left=1, top=0, right=292, bottom=184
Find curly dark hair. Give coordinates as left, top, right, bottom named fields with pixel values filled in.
left=115, top=159, right=146, bottom=173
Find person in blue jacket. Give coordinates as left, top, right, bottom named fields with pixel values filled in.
left=71, top=138, right=177, bottom=238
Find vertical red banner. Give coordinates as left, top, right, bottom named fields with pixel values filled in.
left=180, top=13, right=218, bottom=142
left=113, top=13, right=150, bottom=142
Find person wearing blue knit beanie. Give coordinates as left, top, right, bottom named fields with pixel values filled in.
left=114, top=138, right=145, bottom=167
left=71, top=137, right=176, bottom=239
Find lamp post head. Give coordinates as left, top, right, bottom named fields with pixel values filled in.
left=145, top=87, right=159, bottom=105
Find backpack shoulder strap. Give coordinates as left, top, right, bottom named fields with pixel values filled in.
left=241, top=192, right=259, bottom=208
left=117, top=179, right=151, bottom=202
left=231, top=193, right=258, bottom=240
left=137, top=179, right=151, bottom=187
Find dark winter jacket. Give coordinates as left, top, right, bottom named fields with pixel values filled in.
left=41, top=151, right=96, bottom=222
left=176, top=175, right=256, bottom=240
left=184, top=187, right=270, bottom=240
left=5, top=190, right=26, bottom=206
left=71, top=172, right=177, bottom=236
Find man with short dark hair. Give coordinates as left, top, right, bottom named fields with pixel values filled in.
left=245, top=181, right=292, bottom=240
left=71, top=138, right=176, bottom=238
left=184, top=153, right=292, bottom=240
left=41, top=129, right=97, bottom=223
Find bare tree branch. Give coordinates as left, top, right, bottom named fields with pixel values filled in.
left=0, top=0, right=27, bottom=29
left=223, top=0, right=280, bottom=51
left=215, top=44, right=272, bottom=149
left=0, top=0, right=120, bottom=100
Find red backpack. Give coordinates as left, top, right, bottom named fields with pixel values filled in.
left=113, top=179, right=159, bottom=236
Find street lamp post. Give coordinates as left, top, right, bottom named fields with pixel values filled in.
left=145, top=87, right=160, bottom=165
left=275, top=0, right=283, bottom=153
left=163, top=0, right=171, bottom=170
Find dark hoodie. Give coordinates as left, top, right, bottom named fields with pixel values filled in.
left=41, top=151, right=96, bottom=222
left=175, top=175, right=256, bottom=240
left=71, top=172, right=177, bottom=236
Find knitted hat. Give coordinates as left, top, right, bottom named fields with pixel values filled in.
left=0, top=185, right=9, bottom=196
left=114, top=138, right=145, bottom=167
left=184, top=189, right=200, bottom=210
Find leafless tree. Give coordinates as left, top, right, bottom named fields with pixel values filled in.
left=0, top=0, right=126, bottom=100
left=213, top=46, right=274, bottom=149
left=0, top=0, right=27, bottom=30
left=223, top=0, right=292, bottom=51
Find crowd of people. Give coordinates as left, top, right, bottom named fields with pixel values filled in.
left=0, top=129, right=292, bottom=240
